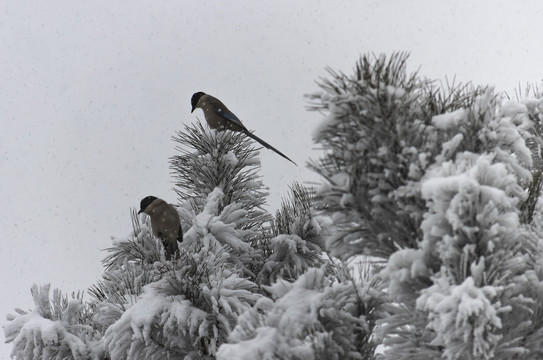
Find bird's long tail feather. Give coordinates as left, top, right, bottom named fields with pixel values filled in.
left=243, top=130, right=297, bottom=165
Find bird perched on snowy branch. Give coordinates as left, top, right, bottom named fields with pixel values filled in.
left=138, top=196, right=183, bottom=260
left=191, top=91, right=297, bottom=165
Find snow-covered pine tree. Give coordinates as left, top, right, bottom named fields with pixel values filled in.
left=309, top=53, right=543, bottom=359
left=218, top=180, right=385, bottom=359
left=257, top=182, right=330, bottom=285
left=517, top=84, right=543, bottom=223
left=4, top=209, right=164, bottom=360
left=170, top=122, right=271, bottom=232
left=8, top=53, right=543, bottom=360
left=4, top=122, right=275, bottom=359
left=4, top=284, right=101, bottom=359
left=410, top=90, right=543, bottom=360
left=307, top=52, right=482, bottom=260
left=218, top=265, right=385, bottom=360
left=100, top=123, right=274, bottom=358
left=171, top=122, right=273, bottom=278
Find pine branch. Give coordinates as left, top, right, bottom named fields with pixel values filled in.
left=101, top=209, right=163, bottom=271
left=170, top=122, right=270, bottom=223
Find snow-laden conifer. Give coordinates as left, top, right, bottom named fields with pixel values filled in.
left=4, top=285, right=102, bottom=359
left=310, top=53, right=543, bottom=359
left=218, top=266, right=384, bottom=360
left=170, top=122, right=272, bottom=233
left=8, top=54, right=543, bottom=360
left=257, top=183, right=331, bottom=285
left=99, top=125, right=271, bottom=358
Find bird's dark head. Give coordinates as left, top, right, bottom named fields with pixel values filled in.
left=138, top=195, right=158, bottom=214
left=191, top=92, right=206, bottom=113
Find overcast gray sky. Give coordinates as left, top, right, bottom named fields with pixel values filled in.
left=2, top=0, right=543, bottom=357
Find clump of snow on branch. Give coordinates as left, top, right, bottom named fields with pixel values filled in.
left=4, top=284, right=102, bottom=359
left=417, top=275, right=504, bottom=360
left=219, top=267, right=381, bottom=360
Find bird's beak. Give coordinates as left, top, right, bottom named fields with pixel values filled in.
left=191, top=105, right=196, bottom=113
left=138, top=209, right=143, bottom=214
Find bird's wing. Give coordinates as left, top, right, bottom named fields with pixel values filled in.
left=214, top=108, right=247, bottom=130
left=243, top=130, right=297, bottom=165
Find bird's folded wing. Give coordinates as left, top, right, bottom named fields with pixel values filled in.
left=215, top=108, right=246, bottom=130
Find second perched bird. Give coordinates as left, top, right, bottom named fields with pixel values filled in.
left=191, top=92, right=296, bottom=165
left=138, top=196, right=183, bottom=261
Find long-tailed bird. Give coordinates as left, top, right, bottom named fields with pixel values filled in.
left=191, top=92, right=296, bottom=165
